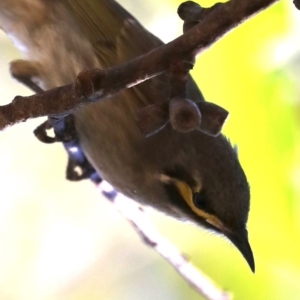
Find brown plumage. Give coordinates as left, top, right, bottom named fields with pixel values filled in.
left=0, top=0, right=254, bottom=271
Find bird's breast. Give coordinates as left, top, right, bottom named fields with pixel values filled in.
left=74, top=88, right=161, bottom=200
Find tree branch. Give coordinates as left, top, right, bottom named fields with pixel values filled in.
left=0, top=0, right=278, bottom=131
left=99, top=180, right=231, bottom=300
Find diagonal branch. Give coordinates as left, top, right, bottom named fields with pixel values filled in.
left=0, top=0, right=278, bottom=131
left=98, top=180, right=231, bottom=300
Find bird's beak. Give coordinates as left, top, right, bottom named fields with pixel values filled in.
left=225, top=228, right=255, bottom=273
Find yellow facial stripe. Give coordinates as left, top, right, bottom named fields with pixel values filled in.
left=174, top=179, right=193, bottom=207
left=160, top=174, right=224, bottom=231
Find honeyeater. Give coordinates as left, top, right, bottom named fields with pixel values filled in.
left=0, top=0, right=254, bottom=271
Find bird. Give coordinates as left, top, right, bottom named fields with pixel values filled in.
left=0, top=0, right=254, bottom=272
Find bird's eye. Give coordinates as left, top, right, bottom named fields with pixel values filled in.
left=193, top=192, right=206, bottom=210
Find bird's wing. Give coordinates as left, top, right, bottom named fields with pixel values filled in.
left=63, top=0, right=203, bottom=105
left=64, top=0, right=163, bottom=67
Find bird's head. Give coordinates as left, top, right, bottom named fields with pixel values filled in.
left=156, top=131, right=254, bottom=272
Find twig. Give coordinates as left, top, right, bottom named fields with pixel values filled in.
left=0, top=0, right=278, bottom=131
left=99, top=181, right=231, bottom=300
